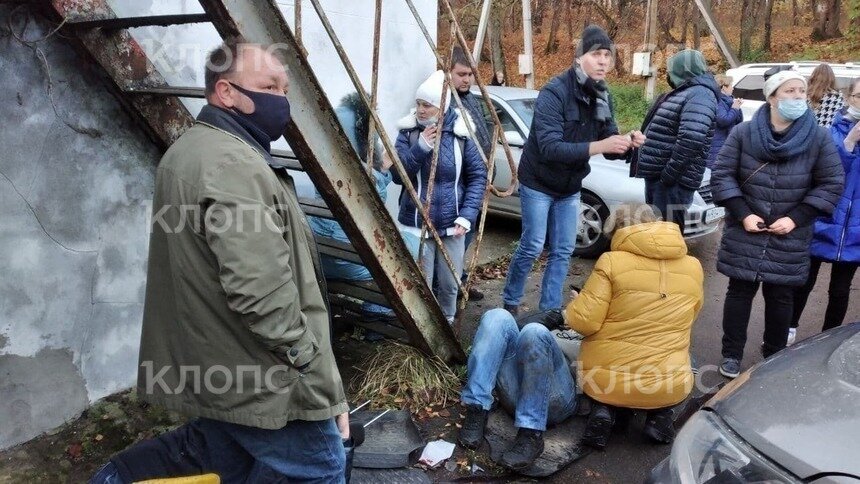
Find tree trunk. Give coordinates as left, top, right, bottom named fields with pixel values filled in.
left=566, top=0, right=574, bottom=42
left=738, top=0, right=762, bottom=60
left=680, top=0, right=690, bottom=45
left=812, top=0, right=843, bottom=39
left=490, top=15, right=506, bottom=83
left=792, top=0, right=799, bottom=26
left=543, top=0, right=562, bottom=54
left=760, top=0, right=774, bottom=52
left=692, top=0, right=701, bottom=49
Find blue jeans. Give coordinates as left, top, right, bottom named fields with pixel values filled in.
left=644, top=179, right=694, bottom=236
left=90, top=418, right=345, bottom=484
left=461, top=309, right=577, bottom=431
left=503, top=185, right=581, bottom=310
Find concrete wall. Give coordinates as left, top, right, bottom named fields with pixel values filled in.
left=0, top=5, right=159, bottom=449
left=0, top=1, right=437, bottom=450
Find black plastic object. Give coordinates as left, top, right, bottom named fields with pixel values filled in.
left=515, top=309, right=565, bottom=331
left=485, top=410, right=592, bottom=477
left=351, top=410, right=426, bottom=469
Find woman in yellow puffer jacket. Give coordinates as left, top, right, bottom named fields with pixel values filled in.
left=564, top=204, right=704, bottom=449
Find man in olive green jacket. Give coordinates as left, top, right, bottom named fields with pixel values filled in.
left=91, top=39, right=349, bottom=484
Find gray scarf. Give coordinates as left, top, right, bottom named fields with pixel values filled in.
left=575, top=67, right=612, bottom=122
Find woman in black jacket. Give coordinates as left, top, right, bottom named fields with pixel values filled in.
left=711, top=71, right=844, bottom=379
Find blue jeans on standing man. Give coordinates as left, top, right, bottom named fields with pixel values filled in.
left=503, top=184, right=581, bottom=311
left=461, top=309, right=577, bottom=431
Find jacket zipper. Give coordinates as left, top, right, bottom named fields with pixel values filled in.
left=837, top=199, right=853, bottom=261
left=659, top=260, right=667, bottom=298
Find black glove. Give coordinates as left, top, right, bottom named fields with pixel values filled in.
left=343, top=423, right=365, bottom=483
left=515, top=309, right=565, bottom=331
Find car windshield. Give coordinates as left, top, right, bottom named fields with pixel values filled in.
left=507, top=98, right=536, bottom=130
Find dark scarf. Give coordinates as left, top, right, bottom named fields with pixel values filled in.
left=575, top=66, right=612, bottom=122
left=752, top=103, right=818, bottom=162
left=196, top=104, right=284, bottom=168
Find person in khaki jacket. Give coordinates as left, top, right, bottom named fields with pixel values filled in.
left=564, top=204, right=704, bottom=450
left=90, top=38, right=350, bottom=483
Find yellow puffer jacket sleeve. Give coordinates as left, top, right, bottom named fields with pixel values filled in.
left=564, top=253, right=612, bottom=337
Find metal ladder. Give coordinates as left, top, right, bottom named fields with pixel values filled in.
left=45, top=0, right=465, bottom=363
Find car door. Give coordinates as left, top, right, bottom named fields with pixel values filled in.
left=482, top=98, right=526, bottom=217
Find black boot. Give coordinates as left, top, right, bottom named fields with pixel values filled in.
left=500, top=428, right=544, bottom=470
left=643, top=409, right=676, bottom=444
left=458, top=404, right=489, bottom=450
left=582, top=403, right=615, bottom=449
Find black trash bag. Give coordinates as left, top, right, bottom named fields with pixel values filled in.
left=344, top=423, right=365, bottom=483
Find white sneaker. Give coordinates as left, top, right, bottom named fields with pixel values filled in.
left=786, top=328, right=797, bottom=346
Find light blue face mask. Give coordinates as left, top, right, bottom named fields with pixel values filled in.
left=777, top=98, right=808, bottom=121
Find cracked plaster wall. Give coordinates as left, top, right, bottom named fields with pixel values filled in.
left=0, top=6, right=159, bottom=450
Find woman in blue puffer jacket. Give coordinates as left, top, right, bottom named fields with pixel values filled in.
left=393, top=70, right=488, bottom=322
left=791, top=77, right=860, bottom=337
left=707, top=74, right=744, bottom=169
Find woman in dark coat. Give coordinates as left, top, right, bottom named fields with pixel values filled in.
left=791, top=77, right=860, bottom=339
left=711, top=71, right=844, bottom=378
left=707, top=74, right=744, bottom=169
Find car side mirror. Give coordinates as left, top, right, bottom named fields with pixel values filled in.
left=501, top=130, right=524, bottom=147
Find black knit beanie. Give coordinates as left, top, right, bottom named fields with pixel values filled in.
left=575, top=25, right=613, bottom=58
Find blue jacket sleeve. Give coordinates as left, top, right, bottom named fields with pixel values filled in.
left=711, top=127, right=745, bottom=204
left=662, top=90, right=718, bottom=185
left=458, top=138, right=489, bottom=225
left=715, top=101, right=743, bottom=129
left=533, top=87, right=592, bottom=168
left=392, top=130, right=430, bottom=185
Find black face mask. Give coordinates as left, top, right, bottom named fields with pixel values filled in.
left=229, top=82, right=291, bottom=141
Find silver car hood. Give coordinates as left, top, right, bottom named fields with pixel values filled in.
left=706, top=323, right=860, bottom=479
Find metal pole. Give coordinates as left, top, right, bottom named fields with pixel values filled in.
left=365, top=0, right=383, bottom=176
left=472, top=0, right=493, bottom=63
left=692, top=0, right=740, bottom=68
left=522, top=0, right=534, bottom=89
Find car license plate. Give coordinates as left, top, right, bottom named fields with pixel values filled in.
left=704, top=207, right=726, bottom=224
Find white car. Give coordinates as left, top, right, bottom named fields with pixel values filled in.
left=473, top=86, right=725, bottom=258
left=725, top=61, right=860, bottom=120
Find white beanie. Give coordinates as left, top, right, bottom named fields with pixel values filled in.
left=763, top=71, right=807, bottom=99
left=415, top=70, right=452, bottom=109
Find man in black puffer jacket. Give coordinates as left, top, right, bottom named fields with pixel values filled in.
left=634, top=49, right=720, bottom=234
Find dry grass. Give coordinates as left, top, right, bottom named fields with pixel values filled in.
left=350, top=341, right=464, bottom=412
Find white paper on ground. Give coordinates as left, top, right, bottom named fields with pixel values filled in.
left=417, top=439, right=456, bottom=467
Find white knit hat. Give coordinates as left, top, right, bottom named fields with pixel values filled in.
left=763, top=71, right=807, bottom=99
left=415, top=70, right=452, bottom=109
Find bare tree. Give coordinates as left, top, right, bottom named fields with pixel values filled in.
left=544, top=0, right=564, bottom=54
left=792, top=0, right=800, bottom=26
left=761, top=0, right=775, bottom=52
left=812, top=0, right=842, bottom=39
left=738, top=0, right=763, bottom=60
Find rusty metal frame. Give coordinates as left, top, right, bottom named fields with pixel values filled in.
left=47, top=0, right=194, bottom=148
left=198, top=0, right=465, bottom=362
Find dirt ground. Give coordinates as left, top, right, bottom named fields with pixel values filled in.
left=1, top=216, right=857, bottom=483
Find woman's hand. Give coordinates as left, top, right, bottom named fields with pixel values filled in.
left=768, top=217, right=797, bottom=235
left=629, top=130, right=647, bottom=148
left=421, top=125, right=438, bottom=147
left=381, top=151, right=394, bottom=171
left=742, top=214, right=768, bottom=233
left=731, top=98, right=743, bottom=110
left=844, top=122, right=860, bottom=152
left=452, top=224, right=468, bottom=237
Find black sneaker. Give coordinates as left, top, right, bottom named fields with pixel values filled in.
left=643, top=410, right=676, bottom=444
left=719, top=358, right=741, bottom=379
left=581, top=403, right=615, bottom=450
left=500, top=428, right=544, bottom=470
left=503, top=304, right=519, bottom=316
left=458, top=404, right=488, bottom=450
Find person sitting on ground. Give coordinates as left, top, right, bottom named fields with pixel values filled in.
left=308, top=92, right=419, bottom=326
left=457, top=307, right=582, bottom=470
left=393, top=70, right=488, bottom=323
left=564, top=204, right=704, bottom=449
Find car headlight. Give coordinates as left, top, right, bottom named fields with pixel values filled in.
left=669, top=410, right=800, bottom=483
